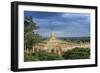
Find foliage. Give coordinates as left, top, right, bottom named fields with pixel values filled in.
left=24, top=16, right=42, bottom=50
left=24, top=32, right=42, bottom=49
left=24, top=53, right=39, bottom=61
left=36, top=51, right=64, bottom=61
left=63, top=48, right=90, bottom=59
left=24, top=16, right=38, bottom=33
left=24, top=51, right=64, bottom=61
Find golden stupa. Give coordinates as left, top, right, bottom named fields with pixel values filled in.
left=32, top=32, right=66, bottom=55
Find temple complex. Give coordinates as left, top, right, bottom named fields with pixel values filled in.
left=32, top=32, right=90, bottom=56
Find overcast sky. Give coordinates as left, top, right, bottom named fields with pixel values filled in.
left=24, top=11, right=90, bottom=38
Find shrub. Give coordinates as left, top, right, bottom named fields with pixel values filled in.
left=24, top=53, right=39, bottom=61
left=63, top=48, right=90, bottom=59
left=24, top=51, right=64, bottom=62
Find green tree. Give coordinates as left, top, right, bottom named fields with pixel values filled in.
left=24, top=16, right=42, bottom=55
left=24, top=16, right=38, bottom=33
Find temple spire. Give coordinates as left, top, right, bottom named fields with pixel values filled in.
left=49, top=32, right=56, bottom=40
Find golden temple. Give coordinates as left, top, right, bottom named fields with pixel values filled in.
left=32, top=32, right=90, bottom=55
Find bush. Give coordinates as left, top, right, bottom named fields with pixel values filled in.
left=24, top=51, right=64, bottom=62
left=24, top=53, right=39, bottom=61
left=63, top=48, right=90, bottom=59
